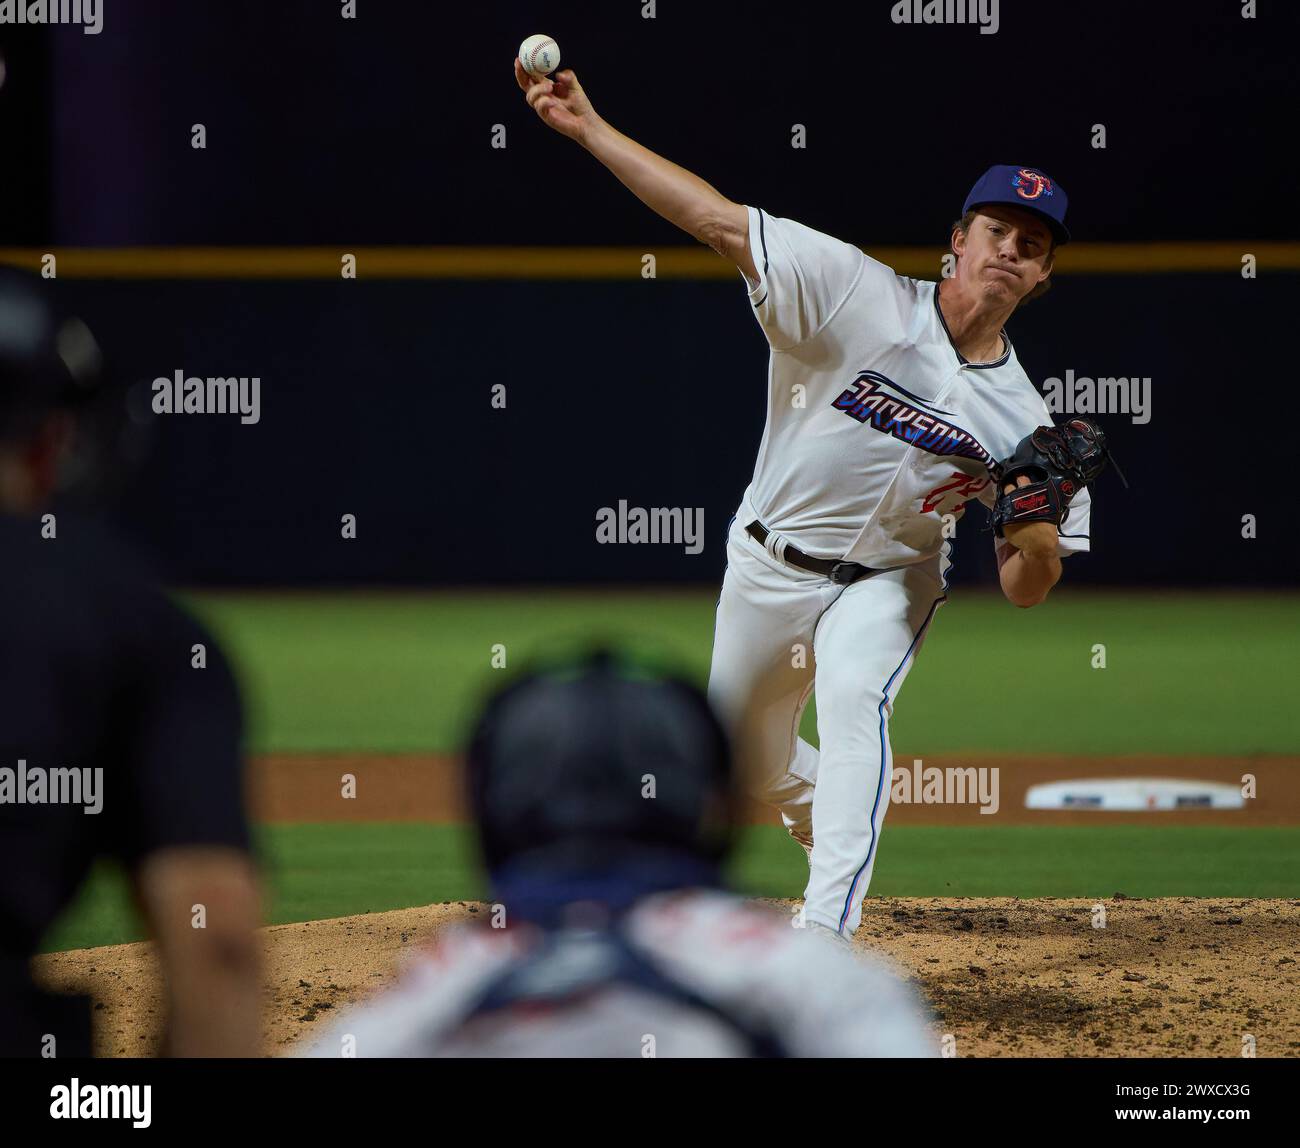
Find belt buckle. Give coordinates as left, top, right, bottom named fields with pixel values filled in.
left=828, top=561, right=858, bottom=585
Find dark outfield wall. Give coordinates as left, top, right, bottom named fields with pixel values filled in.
left=55, top=271, right=1291, bottom=588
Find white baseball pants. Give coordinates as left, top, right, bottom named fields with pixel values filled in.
left=708, top=516, right=949, bottom=935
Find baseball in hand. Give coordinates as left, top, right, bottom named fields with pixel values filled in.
left=518, top=34, right=560, bottom=77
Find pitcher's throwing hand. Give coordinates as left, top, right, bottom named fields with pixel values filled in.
left=514, top=58, right=596, bottom=143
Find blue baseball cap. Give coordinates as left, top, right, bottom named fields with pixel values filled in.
left=963, top=165, right=1070, bottom=245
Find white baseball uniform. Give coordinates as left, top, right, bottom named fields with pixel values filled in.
left=708, top=207, right=1091, bottom=936
left=301, top=890, right=936, bottom=1057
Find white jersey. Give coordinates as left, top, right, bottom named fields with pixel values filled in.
left=737, top=206, right=1092, bottom=568
left=302, top=890, right=936, bottom=1058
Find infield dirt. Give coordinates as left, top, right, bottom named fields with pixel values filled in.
left=33, top=896, right=1300, bottom=1058
left=248, top=752, right=1300, bottom=826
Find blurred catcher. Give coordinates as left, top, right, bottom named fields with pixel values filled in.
left=306, top=649, right=935, bottom=1058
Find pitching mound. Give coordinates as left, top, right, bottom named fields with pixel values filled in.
left=32, top=896, right=1300, bottom=1058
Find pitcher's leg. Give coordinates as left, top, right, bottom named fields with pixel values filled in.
left=802, top=568, right=947, bottom=935
left=707, top=533, right=825, bottom=843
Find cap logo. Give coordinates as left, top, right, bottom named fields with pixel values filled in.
left=1013, top=168, right=1053, bottom=200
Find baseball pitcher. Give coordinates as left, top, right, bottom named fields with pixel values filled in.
left=514, top=62, right=1112, bottom=942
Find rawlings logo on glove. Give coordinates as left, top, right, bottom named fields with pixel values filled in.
left=989, top=417, right=1114, bottom=538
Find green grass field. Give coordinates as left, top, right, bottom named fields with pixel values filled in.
left=43, top=823, right=1300, bottom=953
left=42, top=590, right=1300, bottom=952
left=182, top=589, right=1300, bottom=756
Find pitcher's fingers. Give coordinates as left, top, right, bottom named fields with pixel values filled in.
left=525, top=78, right=555, bottom=110
left=514, top=57, right=538, bottom=91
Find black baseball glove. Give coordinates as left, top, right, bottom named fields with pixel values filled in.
left=989, top=417, right=1112, bottom=538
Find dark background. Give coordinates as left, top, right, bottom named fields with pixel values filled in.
left=0, top=0, right=1294, bottom=586
left=9, top=0, right=1294, bottom=246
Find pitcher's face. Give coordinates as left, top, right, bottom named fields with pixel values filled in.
left=954, top=205, right=1054, bottom=305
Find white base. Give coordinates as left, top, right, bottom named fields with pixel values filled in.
left=1024, top=776, right=1245, bottom=812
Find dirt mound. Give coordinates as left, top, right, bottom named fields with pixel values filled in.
left=852, top=897, right=1300, bottom=1057
left=33, top=901, right=476, bottom=1057
left=32, top=897, right=1300, bottom=1058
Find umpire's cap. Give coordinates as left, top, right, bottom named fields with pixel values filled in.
left=0, top=268, right=101, bottom=443
left=465, top=648, right=736, bottom=875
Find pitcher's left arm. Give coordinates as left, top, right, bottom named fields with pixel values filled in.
left=990, top=418, right=1112, bottom=608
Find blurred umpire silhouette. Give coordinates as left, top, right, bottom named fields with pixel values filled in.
left=307, top=649, right=935, bottom=1058
left=0, top=269, right=260, bottom=1057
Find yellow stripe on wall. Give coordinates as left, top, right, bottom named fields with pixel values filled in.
left=0, top=243, right=1294, bottom=279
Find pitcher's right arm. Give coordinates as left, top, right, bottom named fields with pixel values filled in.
left=514, top=60, right=756, bottom=284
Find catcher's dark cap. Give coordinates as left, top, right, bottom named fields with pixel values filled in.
left=464, top=648, right=735, bottom=875
left=963, top=165, right=1070, bottom=245
left=0, top=268, right=102, bottom=443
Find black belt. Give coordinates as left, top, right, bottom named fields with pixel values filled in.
left=745, top=521, right=879, bottom=585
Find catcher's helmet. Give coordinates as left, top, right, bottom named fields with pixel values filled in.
left=464, top=648, right=736, bottom=876
left=0, top=268, right=101, bottom=444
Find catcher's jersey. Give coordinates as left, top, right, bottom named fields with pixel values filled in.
left=301, top=889, right=936, bottom=1058
left=737, top=206, right=1092, bottom=568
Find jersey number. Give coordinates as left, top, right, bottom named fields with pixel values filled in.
left=921, top=471, right=990, bottom=514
